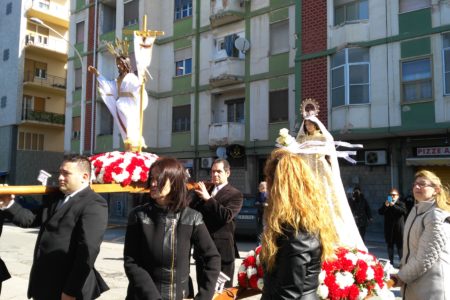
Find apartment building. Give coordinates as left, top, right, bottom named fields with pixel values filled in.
left=298, top=1, right=450, bottom=237
left=0, top=0, right=69, bottom=184
left=68, top=0, right=297, bottom=198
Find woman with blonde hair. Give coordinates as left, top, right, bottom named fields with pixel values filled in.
left=392, top=170, right=450, bottom=300
left=260, top=148, right=338, bottom=299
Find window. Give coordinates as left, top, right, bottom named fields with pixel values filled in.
left=226, top=99, right=245, bottom=123
left=334, top=0, right=368, bottom=25
left=399, top=0, right=430, bottom=13
left=72, top=117, right=80, bottom=139
left=270, top=20, right=289, bottom=55
left=175, top=58, right=192, bottom=76
left=175, top=48, right=192, bottom=76
left=6, top=2, right=12, bottom=14
left=75, top=67, right=82, bottom=89
left=38, top=0, right=50, bottom=10
left=3, top=49, right=9, bottom=61
left=172, top=105, right=191, bottom=132
left=102, top=5, right=116, bottom=33
left=124, top=0, right=138, bottom=26
left=443, top=33, right=450, bottom=95
left=35, top=62, right=47, bottom=79
left=331, top=48, right=370, bottom=107
left=18, top=132, right=44, bottom=151
left=174, top=0, right=192, bottom=20
left=99, top=102, right=113, bottom=135
left=269, top=90, right=289, bottom=123
left=401, top=57, right=432, bottom=102
left=215, top=34, right=240, bottom=59
left=0, top=96, right=6, bottom=108
left=76, top=21, right=84, bottom=43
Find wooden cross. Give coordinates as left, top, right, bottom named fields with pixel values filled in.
left=123, top=14, right=164, bottom=38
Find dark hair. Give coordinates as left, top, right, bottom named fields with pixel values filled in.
left=212, top=158, right=230, bottom=172
left=63, top=155, right=91, bottom=178
left=116, top=56, right=132, bottom=74
left=303, top=119, right=320, bottom=135
left=147, top=157, right=188, bottom=212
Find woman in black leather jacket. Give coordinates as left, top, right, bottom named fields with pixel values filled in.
left=260, top=149, right=338, bottom=300
left=124, top=157, right=220, bottom=300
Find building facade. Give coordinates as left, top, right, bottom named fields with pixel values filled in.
left=67, top=0, right=297, bottom=218
left=0, top=0, right=69, bottom=184
left=301, top=0, right=450, bottom=236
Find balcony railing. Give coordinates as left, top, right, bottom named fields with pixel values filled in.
left=208, top=122, right=245, bottom=146
left=210, top=57, right=244, bottom=87
left=25, top=33, right=68, bottom=54
left=22, top=110, right=65, bottom=125
left=210, top=0, right=245, bottom=28
left=27, top=0, right=70, bottom=20
left=23, top=71, right=66, bottom=89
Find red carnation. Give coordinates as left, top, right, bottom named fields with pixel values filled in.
left=237, top=272, right=247, bottom=288
left=348, top=284, right=360, bottom=300
left=248, top=275, right=258, bottom=289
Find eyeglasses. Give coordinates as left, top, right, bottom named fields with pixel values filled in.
left=389, top=194, right=399, bottom=196
left=412, top=182, right=434, bottom=189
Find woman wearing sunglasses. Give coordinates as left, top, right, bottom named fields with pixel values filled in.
left=391, top=170, right=450, bottom=300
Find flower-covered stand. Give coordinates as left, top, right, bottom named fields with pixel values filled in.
left=0, top=151, right=158, bottom=196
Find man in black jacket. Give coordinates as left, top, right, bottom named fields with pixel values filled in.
left=191, top=158, right=243, bottom=288
left=0, top=155, right=109, bottom=300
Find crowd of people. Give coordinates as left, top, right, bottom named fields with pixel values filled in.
left=1, top=105, right=449, bottom=300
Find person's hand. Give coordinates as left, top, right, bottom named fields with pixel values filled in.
left=61, top=292, right=76, bottom=300
left=389, top=274, right=404, bottom=288
left=385, top=200, right=390, bottom=206
left=0, top=184, right=14, bottom=209
left=194, top=181, right=211, bottom=201
left=88, top=65, right=99, bottom=76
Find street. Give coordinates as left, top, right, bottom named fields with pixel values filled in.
left=0, top=224, right=400, bottom=299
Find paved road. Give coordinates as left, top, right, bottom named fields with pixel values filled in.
left=0, top=224, right=401, bottom=299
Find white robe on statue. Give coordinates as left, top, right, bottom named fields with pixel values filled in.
left=96, top=72, right=148, bottom=147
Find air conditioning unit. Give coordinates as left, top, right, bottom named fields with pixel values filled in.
left=364, top=150, right=387, bottom=166
left=201, top=157, right=214, bottom=169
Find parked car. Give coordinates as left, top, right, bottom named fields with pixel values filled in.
left=235, top=196, right=259, bottom=239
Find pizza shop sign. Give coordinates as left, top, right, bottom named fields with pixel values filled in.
left=417, top=146, right=450, bottom=156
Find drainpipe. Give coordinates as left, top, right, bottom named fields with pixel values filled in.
left=294, top=0, right=302, bottom=129
left=90, top=0, right=99, bottom=155
left=194, top=0, right=200, bottom=180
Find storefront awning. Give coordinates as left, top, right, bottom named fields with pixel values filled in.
left=405, top=157, right=450, bottom=166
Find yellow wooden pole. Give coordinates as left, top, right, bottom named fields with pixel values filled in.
left=0, top=184, right=149, bottom=195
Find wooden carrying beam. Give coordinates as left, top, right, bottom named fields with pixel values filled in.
left=0, top=184, right=149, bottom=195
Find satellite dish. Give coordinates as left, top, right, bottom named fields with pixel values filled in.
left=216, top=146, right=227, bottom=159
left=234, top=37, right=250, bottom=54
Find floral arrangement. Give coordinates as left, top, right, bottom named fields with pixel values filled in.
left=275, top=128, right=295, bottom=147
left=89, top=151, right=159, bottom=186
left=317, top=247, right=395, bottom=300
left=237, top=245, right=264, bottom=291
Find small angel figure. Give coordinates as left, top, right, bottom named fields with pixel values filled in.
left=88, top=38, right=148, bottom=151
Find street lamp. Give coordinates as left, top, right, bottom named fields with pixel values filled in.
left=29, top=17, right=86, bottom=155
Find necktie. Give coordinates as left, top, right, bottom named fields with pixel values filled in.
left=56, top=196, right=70, bottom=210
left=211, top=186, right=219, bottom=197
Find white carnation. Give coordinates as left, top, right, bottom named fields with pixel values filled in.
left=246, top=266, right=257, bottom=278
left=366, top=266, right=375, bottom=280
left=238, top=264, right=246, bottom=273
left=345, top=252, right=358, bottom=264
left=257, top=278, right=264, bottom=291
left=317, top=284, right=329, bottom=299
left=318, top=270, right=326, bottom=284
left=357, top=287, right=368, bottom=300
left=335, top=271, right=354, bottom=289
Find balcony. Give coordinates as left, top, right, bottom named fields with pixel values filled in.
left=208, top=122, right=245, bottom=146
left=21, top=110, right=65, bottom=126
left=24, top=33, right=68, bottom=60
left=23, top=71, right=66, bottom=93
left=210, top=57, right=244, bottom=87
left=26, top=0, right=69, bottom=28
left=210, top=0, right=245, bottom=28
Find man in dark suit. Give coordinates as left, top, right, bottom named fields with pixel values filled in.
left=0, top=155, right=109, bottom=300
left=0, top=211, right=11, bottom=295
left=190, top=158, right=243, bottom=288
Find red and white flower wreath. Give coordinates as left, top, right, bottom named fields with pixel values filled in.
left=237, top=245, right=264, bottom=291
left=89, top=151, right=159, bottom=187
left=318, top=247, right=394, bottom=300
